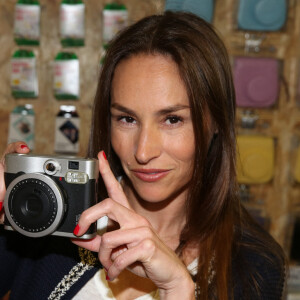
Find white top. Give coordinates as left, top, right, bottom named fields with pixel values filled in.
left=73, top=259, right=198, bottom=300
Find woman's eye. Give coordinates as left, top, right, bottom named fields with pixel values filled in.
left=165, top=116, right=183, bottom=125
left=118, top=116, right=136, bottom=124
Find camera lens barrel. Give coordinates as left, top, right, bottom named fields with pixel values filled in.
left=4, top=173, right=64, bottom=238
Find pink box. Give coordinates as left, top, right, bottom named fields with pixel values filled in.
left=233, top=57, right=280, bottom=108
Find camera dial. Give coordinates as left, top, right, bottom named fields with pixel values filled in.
left=4, top=173, right=65, bottom=238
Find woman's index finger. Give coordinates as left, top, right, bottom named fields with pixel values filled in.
left=97, top=151, right=131, bottom=209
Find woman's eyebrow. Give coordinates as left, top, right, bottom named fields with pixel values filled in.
left=111, top=103, right=190, bottom=116
left=110, top=103, right=136, bottom=116
left=156, top=105, right=190, bottom=116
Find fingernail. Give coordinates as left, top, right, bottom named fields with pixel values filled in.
left=73, top=224, right=80, bottom=236
left=20, top=145, right=28, bottom=149
left=103, top=151, right=107, bottom=160
left=0, top=202, right=3, bottom=212
left=104, top=268, right=111, bottom=281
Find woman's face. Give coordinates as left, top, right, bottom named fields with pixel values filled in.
left=110, top=54, right=195, bottom=204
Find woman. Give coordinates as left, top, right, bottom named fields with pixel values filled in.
left=0, top=11, right=285, bottom=300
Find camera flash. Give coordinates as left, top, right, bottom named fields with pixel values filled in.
left=65, top=171, right=88, bottom=184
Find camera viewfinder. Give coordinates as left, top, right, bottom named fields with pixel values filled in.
left=46, top=163, right=56, bottom=172
left=44, top=160, right=61, bottom=175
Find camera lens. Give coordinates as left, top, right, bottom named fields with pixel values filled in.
left=23, top=195, right=43, bottom=217
left=8, top=179, right=57, bottom=231
left=5, top=174, right=65, bottom=237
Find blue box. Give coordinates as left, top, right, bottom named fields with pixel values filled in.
left=165, top=0, right=215, bottom=23
left=237, top=0, right=287, bottom=31
left=165, top=0, right=181, bottom=11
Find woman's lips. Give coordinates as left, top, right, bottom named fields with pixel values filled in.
left=131, top=169, right=170, bottom=182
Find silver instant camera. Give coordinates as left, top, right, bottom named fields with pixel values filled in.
left=4, top=153, right=99, bottom=239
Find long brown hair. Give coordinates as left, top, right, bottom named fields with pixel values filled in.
left=88, top=11, right=285, bottom=299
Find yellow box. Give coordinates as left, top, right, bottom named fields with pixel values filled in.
left=294, top=147, right=300, bottom=183
left=236, top=135, right=275, bottom=184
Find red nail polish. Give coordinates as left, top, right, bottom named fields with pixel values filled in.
left=0, top=202, right=3, bottom=212
left=103, top=151, right=107, bottom=160
left=104, top=268, right=111, bottom=281
left=73, top=224, right=80, bottom=236
left=20, top=145, right=28, bottom=149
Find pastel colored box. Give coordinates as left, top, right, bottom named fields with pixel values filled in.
left=237, top=0, right=287, bottom=31
left=233, top=57, right=280, bottom=108
left=236, top=135, right=275, bottom=184
left=165, top=0, right=214, bottom=23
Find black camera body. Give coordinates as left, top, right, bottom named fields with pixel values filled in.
left=4, top=153, right=99, bottom=239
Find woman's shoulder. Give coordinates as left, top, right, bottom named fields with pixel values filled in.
left=232, top=225, right=286, bottom=299
left=0, top=228, right=100, bottom=300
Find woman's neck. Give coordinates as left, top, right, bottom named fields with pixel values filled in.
left=122, top=180, right=188, bottom=250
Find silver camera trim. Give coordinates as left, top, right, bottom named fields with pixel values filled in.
left=5, top=153, right=99, bottom=180
left=4, top=173, right=65, bottom=238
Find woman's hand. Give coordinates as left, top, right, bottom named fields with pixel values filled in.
left=0, top=142, right=30, bottom=224
left=72, top=151, right=195, bottom=299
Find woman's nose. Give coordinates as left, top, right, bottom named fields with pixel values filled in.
left=134, top=126, right=161, bottom=164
